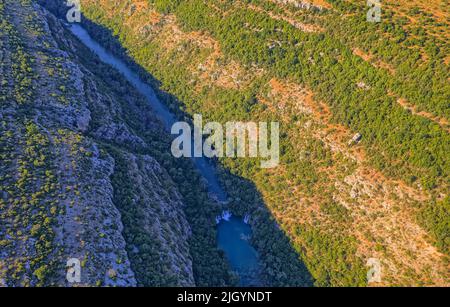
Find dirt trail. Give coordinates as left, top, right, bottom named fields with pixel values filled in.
left=352, top=48, right=448, bottom=132
left=263, top=77, right=448, bottom=286
left=397, top=97, right=450, bottom=132
left=247, top=3, right=324, bottom=33
left=353, top=48, right=396, bottom=75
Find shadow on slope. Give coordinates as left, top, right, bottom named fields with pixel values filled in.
left=39, top=0, right=314, bottom=287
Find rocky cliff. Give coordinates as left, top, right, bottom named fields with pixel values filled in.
left=0, top=0, right=222, bottom=286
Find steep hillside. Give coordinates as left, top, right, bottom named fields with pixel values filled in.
left=64, top=0, right=449, bottom=286
left=0, top=0, right=233, bottom=286
left=1, top=0, right=448, bottom=287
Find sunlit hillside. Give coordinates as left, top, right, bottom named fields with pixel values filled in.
left=1, top=0, right=448, bottom=287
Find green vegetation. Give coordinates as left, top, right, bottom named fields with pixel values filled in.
left=1, top=0, right=445, bottom=286
left=0, top=0, right=63, bottom=286
left=69, top=35, right=235, bottom=285
left=0, top=0, right=36, bottom=105
left=78, top=0, right=449, bottom=286
left=108, top=146, right=235, bottom=286
left=0, top=120, right=60, bottom=286
left=148, top=0, right=449, bottom=187
left=420, top=196, right=450, bottom=254
left=325, top=0, right=449, bottom=119
left=294, top=225, right=366, bottom=287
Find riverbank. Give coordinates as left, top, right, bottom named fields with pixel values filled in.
left=69, top=24, right=263, bottom=286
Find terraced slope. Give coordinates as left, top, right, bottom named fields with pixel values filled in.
left=68, top=0, right=449, bottom=286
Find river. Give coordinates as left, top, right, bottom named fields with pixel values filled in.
left=69, top=24, right=260, bottom=286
